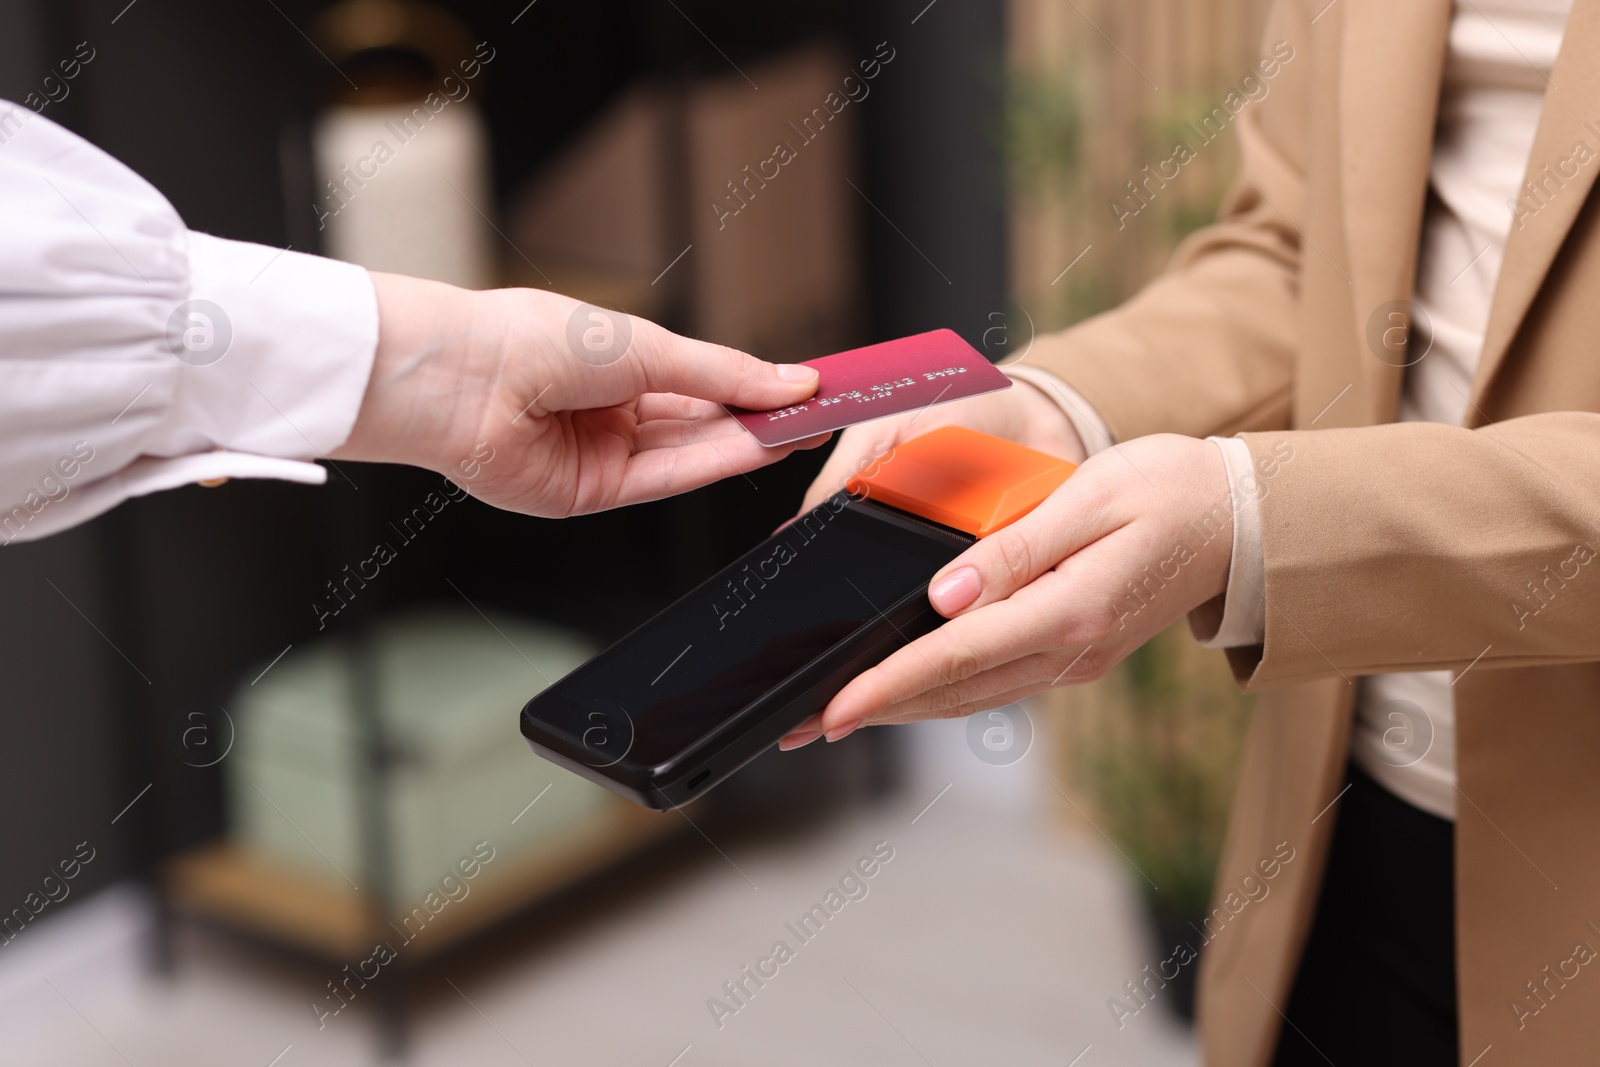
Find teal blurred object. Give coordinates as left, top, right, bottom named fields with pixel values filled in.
left=227, top=609, right=609, bottom=902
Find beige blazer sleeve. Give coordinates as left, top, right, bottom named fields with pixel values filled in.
left=1230, top=418, right=1600, bottom=687
left=1027, top=0, right=1600, bottom=691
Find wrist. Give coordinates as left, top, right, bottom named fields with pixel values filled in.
left=332, top=272, right=494, bottom=473
left=1010, top=376, right=1088, bottom=462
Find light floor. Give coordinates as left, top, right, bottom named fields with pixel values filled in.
left=0, top=716, right=1198, bottom=1066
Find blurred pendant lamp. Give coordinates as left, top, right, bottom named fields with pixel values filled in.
left=309, top=0, right=495, bottom=289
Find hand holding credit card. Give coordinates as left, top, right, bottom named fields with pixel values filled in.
left=725, top=328, right=1011, bottom=447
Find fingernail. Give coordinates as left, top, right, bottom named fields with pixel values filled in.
left=779, top=730, right=822, bottom=751
left=929, top=567, right=981, bottom=614
left=824, top=721, right=861, bottom=743
left=776, top=364, right=819, bottom=384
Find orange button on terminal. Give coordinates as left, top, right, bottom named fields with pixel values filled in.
left=846, top=425, right=1076, bottom=538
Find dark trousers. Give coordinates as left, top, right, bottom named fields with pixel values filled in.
left=1269, top=762, right=1458, bottom=1066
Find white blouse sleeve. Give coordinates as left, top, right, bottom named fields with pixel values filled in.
left=0, top=100, right=378, bottom=545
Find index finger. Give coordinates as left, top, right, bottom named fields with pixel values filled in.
left=630, top=319, right=820, bottom=410
left=926, top=468, right=1124, bottom=617
left=798, top=424, right=906, bottom=513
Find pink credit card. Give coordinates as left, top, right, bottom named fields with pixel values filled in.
left=728, top=329, right=1011, bottom=447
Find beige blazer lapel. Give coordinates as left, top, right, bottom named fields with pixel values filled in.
left=1471, top=0, right=1600, bottom=415
left=1337, top=0, right=1454, bottom=425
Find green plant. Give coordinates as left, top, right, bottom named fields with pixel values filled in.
left=1146, top=98, right=1234, bottom=247
left=1003, top=64, right=1086, bottom=195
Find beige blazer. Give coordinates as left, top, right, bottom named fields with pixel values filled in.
left=1029, top=0, right=1600, bottom=1062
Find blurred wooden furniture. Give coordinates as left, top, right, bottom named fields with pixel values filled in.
left=166, top=802, right=678, bottom=964
left=162, top=608, right=689, bottom=1058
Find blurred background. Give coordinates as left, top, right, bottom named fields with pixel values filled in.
left=0, top=0, right=1269, bottom=1062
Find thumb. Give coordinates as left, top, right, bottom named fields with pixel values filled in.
left=632, top=323, right=819, bottom=409
left=799, top=441, right=862, bottom=514
left=800, top=422, right=917, bottom=514
left=925, top=480, right=1108, bottom=617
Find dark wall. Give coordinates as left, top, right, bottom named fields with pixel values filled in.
left=0, top=526, right=133, bottom=912
left=0, top=0, right=136, bottom=928
left=0, top=0, right=1007, bottom=916
left=857, top=0, right=1011, bottom=348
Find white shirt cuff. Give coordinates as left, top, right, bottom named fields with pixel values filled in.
left=3, top=234, right=377, bottom=543
left=101, top=232, right=377, bottom=526
left=147, top=231, right=378, bottom=464
left=1001, top=364, right=1115, bottom=456
left=7, top=454, right=331, bottom=545
left=1188, top=436, right=1266, bottom=649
